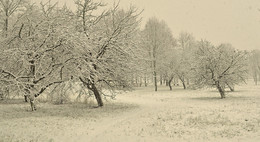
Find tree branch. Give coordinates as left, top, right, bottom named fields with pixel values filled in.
left=34, top=81, right=63, bottom=97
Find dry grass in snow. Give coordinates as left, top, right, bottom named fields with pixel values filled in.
left=0, top=81, right=260, bottom=142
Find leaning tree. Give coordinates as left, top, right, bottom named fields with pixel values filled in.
left=71, top=0, right=143, bottom=107
left=192, top=40, right=248, bottom=98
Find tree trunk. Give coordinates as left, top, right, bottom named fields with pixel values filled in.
left=79, top=77, right=103, bottom=107
left=24, top=95, right=28, bottom=102
left=182, top=82, right=186, bottom=90
left=28, top=95, right=36, bottom=111
left=216, top=82, right=225, bottom=99
left=91, top=84, right=103, bottom=107
left=154, top=71, right=157, bottom=91
left=153, top=46, right=157, bottom=91
left=144, top=75, right=147, bottom=87
left=168, top=77, right=173, bottom=91
left=0, top=92, right=3, bottom=100
left=169, top=84, right=172, bottom=91
left=179, top=76, right=186, bottom=89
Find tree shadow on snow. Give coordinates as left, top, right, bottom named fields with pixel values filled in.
left=0, top=101, right=137, bottom=120
left=190, top=95, right=250, bottom=101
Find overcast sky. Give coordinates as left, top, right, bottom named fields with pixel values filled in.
left=36, top=0, right=260, bottom=51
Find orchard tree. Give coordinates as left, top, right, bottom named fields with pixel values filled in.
left=174, top=32, right=196, bottom=89
left=143, top=18, right=173, bottom=91
left=0, top=2, right=74, bottom=110
left=249, top=50, right=260, bottom=85
left=130, top=30, right=150, bottom=87
left=73, top=0, right=142, bottom=107
left=0, top=0, right=143, bottom=110
left=193, top=41, right=248, bottom=98
left=162, top=47, right=180, bottom=90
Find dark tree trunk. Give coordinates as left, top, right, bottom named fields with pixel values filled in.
left=91, top=83, right=103, bottom=107
left=182, top=82, right=186, bottom=90
left=168, top=77, right=173, bottom=91
left=169, top=84, right=172, bottom=91
left=24, top=95, right=28, bottom=102
left=179, top=76, right=186, bottom=90
left=0, top=92, right=3, bottom=100
left=216, top=82, right=225, bottom=99
left=152, top=46, right=157, bottom=91
left=154, top=71, right=157, bottom=91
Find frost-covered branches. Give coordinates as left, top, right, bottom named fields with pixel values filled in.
left=249, top=50, right=260, bottom=85
left=192, top=41, right=248, bottom=98
left=0, top=0, right=27, bottom=37
left=142, top=17, right=174, bottom=91
left=73, top=1, right=142, bottom=107
left=0, top=1, right=74, bottom=110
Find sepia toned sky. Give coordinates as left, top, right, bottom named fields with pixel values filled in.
left=35, top=0, right=260, bottom=51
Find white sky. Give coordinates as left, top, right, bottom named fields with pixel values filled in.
left=34, top=0, right=260, bottom=51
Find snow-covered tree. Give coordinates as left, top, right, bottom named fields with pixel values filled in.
left=174, top=32, right=196, bottom=89
left=0, top=1, right=74, bottom=110
left=143, top=18, right=173, bottom=91
left=192, top=40, right=248, bottom=98
left=249, top=50, right=260, bottom=85
left=0, top=0, right=143, bottom=110
left=72, top=0, right=142, bottom=107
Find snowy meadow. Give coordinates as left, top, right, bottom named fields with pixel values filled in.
left=0, top=0, right=260, bottom=142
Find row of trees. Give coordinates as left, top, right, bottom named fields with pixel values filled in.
left=0, top=0, right=144, bottom=110
left=0, top=0, right=258, bottom=110
left=141, top=18, right=249, bottom=99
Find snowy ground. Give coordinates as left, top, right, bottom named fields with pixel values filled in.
left=0, top=82, right=260, bottom=142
